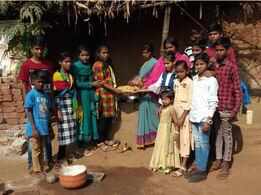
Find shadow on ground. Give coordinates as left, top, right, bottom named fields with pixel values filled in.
left=39, top=167, right=153, bottom=195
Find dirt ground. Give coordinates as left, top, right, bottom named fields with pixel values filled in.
left=1, top=98, right=261, bottom=195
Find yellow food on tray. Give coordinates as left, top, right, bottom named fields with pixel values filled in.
left=117, top=85, right=140, bottom=93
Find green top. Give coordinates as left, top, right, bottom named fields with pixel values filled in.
left=71, top=60, right=99, bottom=143
left=71, top=60, right=93, bottom=89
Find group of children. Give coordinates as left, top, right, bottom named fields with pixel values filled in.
left=18, top=23, right=246, bottom=183
left=19, top=37, right=120, bottom=176
left=143, top=24, right=242, bottom=183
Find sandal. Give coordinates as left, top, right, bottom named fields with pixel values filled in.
left=97, top=142, right=105, bottom=148
left=101, top=145, right=119, bottom=152
left=100, top=145, right=109, bottom=152
left=137, top=145, right=145, bottom=150
left=217, top=162, right=230, bottom=180
left=30, top=171, right=44, bottom=178
left=104, top=140, right=120, bottom=147
left=112, top=140, right=121, bottom=147
left=54, top=160, right=63, bottom=171
left=73, top=151, right=83, bottom=159
left=209, top=160, right=222, bottom=172
left=164, top=168, right=172, bottom=174
left=117, top=143, right=132, bottom=153
left=171, top=167, right=187, bottom=177
left=151, top=168, right=158, bottom=172
left=185, top=164, right=197, bottom=178
left=84, top=150, right=94, bottom=157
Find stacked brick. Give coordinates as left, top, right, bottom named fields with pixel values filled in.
left=224, top=21, right=261, bottom=89
left=0, top=77, right=25, bottom=129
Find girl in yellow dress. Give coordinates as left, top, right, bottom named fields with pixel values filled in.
left=173, top=60, right=193, bottom=177
left=149, top=89, right=180, bottom=174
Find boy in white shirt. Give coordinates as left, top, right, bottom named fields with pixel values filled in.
left=188, top=53, right=218, bottom=182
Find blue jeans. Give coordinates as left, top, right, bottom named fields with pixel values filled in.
left=27, top=135, right=52, bottom=169
left=191, top=122, right=210, bottom=172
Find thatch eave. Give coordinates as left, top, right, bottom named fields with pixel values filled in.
left=74, top=0, right=177, bottom=19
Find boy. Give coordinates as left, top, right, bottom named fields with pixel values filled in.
left=206, top=23, right=237, bottom=66
left=18, top=36, right=53, bottom=96
left=24, top=71, right=52, bottom=175
left=188, top=53, right=218, bottom=182
left=18, top=36, right=53, bottom=170
left=210, top=37, right=241, bottom=179
left=189, top=39, right=208, bottom=76
left=184, top=29, right=204, bottom=63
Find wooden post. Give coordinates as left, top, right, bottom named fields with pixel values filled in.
left=161, top=6, right=171, bottom=51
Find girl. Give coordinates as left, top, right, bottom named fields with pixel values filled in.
left=148, top=52, right=176, bottom=94
left=53, top=52, right=77, bottom=168
left=149, top=89, right=180, bottom=173
left=188, top=53, right=218, bottom=183
left=129, top=44, right=160, bottom=149
left=93, top=45, right=121, bottom=148
left=172, top=60, right=193, bottom=177
left=164, top=37, right=192, bottom=69
left=71, top=46, right=99, bottom=153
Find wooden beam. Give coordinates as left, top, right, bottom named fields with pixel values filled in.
left=161, top=6, right=171, bottom=50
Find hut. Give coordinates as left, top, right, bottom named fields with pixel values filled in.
left=0, top=0, right=261, bottom=130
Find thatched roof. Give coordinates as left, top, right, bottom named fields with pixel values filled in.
left=74, top=0, right=175, bottom=20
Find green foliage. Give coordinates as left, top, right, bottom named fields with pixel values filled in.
left=44, top=0, right=65, bottom=11
left=5, top=22, right=51, bottom=57
left=1, top=1, right=54, bottom=57
left=0, top=1, right=16, bottom=15
left=20, top=2, right=44, bottom=24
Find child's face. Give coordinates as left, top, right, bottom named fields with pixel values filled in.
left=192, top=45, right=202, bottom=56
left=195, top=59, right=208, bottom=75
left=142, top=49, right=152, bottom=60
left=215, top=45, right=227, bottom=61
left=164, top=58, right=175, bottom=72
left=165, top=43, right=176, bottom=53
left=79, top=50, right=90, bottom=64
left=99, top=47, right=110, bottom=62
left=31, top=45, right=44, bottom=59
left=190, top=32, right=201, bottom=42
left=60, top=57, right=72, bottom=71
left=208, top=31, right=222, bottom=44
left=33, top=79, right=44, bottom=91
left=176, top=65, right=187, bottom=80
left=162, top=96, right=172, bottom=106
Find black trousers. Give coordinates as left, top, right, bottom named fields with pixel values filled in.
left=57, top=145, right=66, bottom=160
left=98, top=117, right=113, bottom=142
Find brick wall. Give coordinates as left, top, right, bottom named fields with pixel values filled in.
left=224, top=21, right=261, bottom=90
left=0, top=77, right=25, bottom=130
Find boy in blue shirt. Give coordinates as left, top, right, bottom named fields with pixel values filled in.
left=24, top=71, right=51, bottom=175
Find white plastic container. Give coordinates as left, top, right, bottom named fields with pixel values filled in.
left=246, top=110, right=253, bottom=125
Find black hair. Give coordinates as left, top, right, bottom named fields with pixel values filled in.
left=96, top=45, right=109, bottom=54
left=194, top=53, right=209, bottom=65
left=163, top=37, right=179, bottom=50
left=77, top=45, right=90, bottom=55
left=175, top=60, right=189, bottom=70
left=207, top=23, right=223, bottom=33
left=163, top=51, right=176, bottom=62
left=31, top=35, right=45, bottom=48
left=214, top=37, right=231, bottom=49
left=30, top=70, right=44, bottom=81
left=160, top=88, right=174, bottom=100
left=191, top=39, right=207, bottom=50
left=58, top=51, right=71, bottom=63
left=142, top=43, right=154, bottom=54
